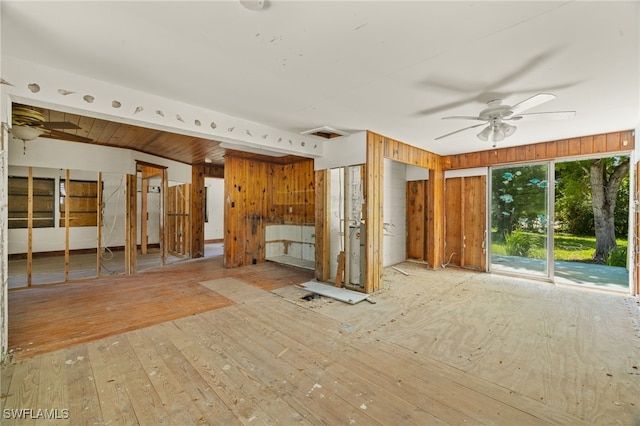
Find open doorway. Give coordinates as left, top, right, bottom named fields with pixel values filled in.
left=204, top=177, right=224, bottom=258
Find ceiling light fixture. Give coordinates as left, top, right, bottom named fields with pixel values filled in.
left=477, top=120, right=517, bottom=146
left=10, top=125, right=43, bottom=142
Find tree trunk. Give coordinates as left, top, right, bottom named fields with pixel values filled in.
left=590, top=159, right=629, bottom=262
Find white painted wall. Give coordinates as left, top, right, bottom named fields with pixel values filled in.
left=265, top=224, right=315, bottom=261
left=3, top=57, right=322, bottom=160
left=8, top=136, right=192, bottom=183
left=383, top=159, right=407, bottom=267
left=406, top=164, right=430, bottom=181
left=314, top=131, right=367, bottom=170
left=204, top=178, right=224, bottom=241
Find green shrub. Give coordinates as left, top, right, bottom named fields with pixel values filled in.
left=505, top=229, right=531, bottom=257
left=605, top=246, right=627, bottom=268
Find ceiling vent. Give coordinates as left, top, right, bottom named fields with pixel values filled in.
left=301, top=126, right=350, bottom=139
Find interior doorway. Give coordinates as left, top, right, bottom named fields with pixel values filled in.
left=136, top=162, right=167, bottom=272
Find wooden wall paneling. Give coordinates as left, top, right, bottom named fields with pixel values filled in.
left=606, top=132, right=620, bottom=151
left=365, top=132, right=384, bottom=293
left=314, top=170, right=330, bottom=282
left=427, top=161, right=445, bottom=269
left=406, top=181, right=427, bottom=260
left=244, top=160, right=265, bottom=265
left=578, top=136, right=593, bottom=155
left=462, top=176, right=487, bottom=271
left=183, top=184, right=191, bottom=257
left=191, top=165, right=205, bottom=258
left=443, top=130, right=635, bottom=170
left=160, top=167, right=168, bottom=266
left=594, top=134, right=607, bottom=153
left=125, top=174, right=137, bottom=275
left=223, top=159, right=236, bottom=267
left=444, top=178, right=462, bottom=267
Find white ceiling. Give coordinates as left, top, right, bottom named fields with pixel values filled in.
left=2, top=1, right=638, bottom=156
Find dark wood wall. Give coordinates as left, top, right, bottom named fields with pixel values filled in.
left=223, top=153, right=315, bottom=268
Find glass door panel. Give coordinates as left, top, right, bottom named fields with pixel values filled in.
left=490, top=163, right=551, bottom=278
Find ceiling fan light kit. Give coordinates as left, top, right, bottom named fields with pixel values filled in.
left=435, top=93, right=575, bottom=146
left=10, top=125, right=43, bottom=142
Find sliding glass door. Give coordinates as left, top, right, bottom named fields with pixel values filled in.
left=490, top=162, right=553, bottom=279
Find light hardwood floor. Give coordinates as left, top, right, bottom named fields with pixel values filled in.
left=2, top=259, right=639, bottom=425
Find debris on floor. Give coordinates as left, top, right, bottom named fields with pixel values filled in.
left=296, top=281, right=372, bottom=305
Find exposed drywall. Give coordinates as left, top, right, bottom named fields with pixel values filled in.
left=383, top=159, right=407, bottom=267
left=8, top=136, right=192, bottom=183
left=314, top=131, right=367, bottom=170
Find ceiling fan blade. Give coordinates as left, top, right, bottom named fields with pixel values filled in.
left=435, top=123, right=486, bottom=140
left=42, top=129, right=93, bottom=143
left=441, top=115, right=485, bottom=121
left=42, top=121, right=81, bottom=130
left=510, top=111, right=576, bottom=121
left=509, top=93, right=556, bottom=116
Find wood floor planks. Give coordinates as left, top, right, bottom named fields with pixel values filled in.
left=2, top=257, right=639, bottom=424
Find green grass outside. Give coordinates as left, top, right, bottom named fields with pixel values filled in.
left=491, top=231, right=627, bottom=262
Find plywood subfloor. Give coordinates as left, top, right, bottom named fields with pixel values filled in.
left=2, top=259, right=640, bottom=424
left=274, top=262, right=640, bottom=424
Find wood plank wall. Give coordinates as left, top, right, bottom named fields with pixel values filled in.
left=443, top=130, right=635, bottom=170
left=406, top=180, right=427, bottom=261
left=191, top=166, right=206, bottom=258
left=224, top=153, right=315, bottom=268
left=365, top=131, right=443, bottom=293
left=314, top=170, right=331, bottom=282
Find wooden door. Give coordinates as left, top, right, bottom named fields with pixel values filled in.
left=444, top=176, right=486, bottom=271
left=462, top=176, right=486, bottom=270
left=406, top=180, right=427, bottom=260
left=444, top=178, right=462, bottom=266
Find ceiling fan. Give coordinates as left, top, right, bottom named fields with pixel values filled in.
left=434, top=93, right=575, bottom=146
left=10, top=104, right=93, bottom=146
